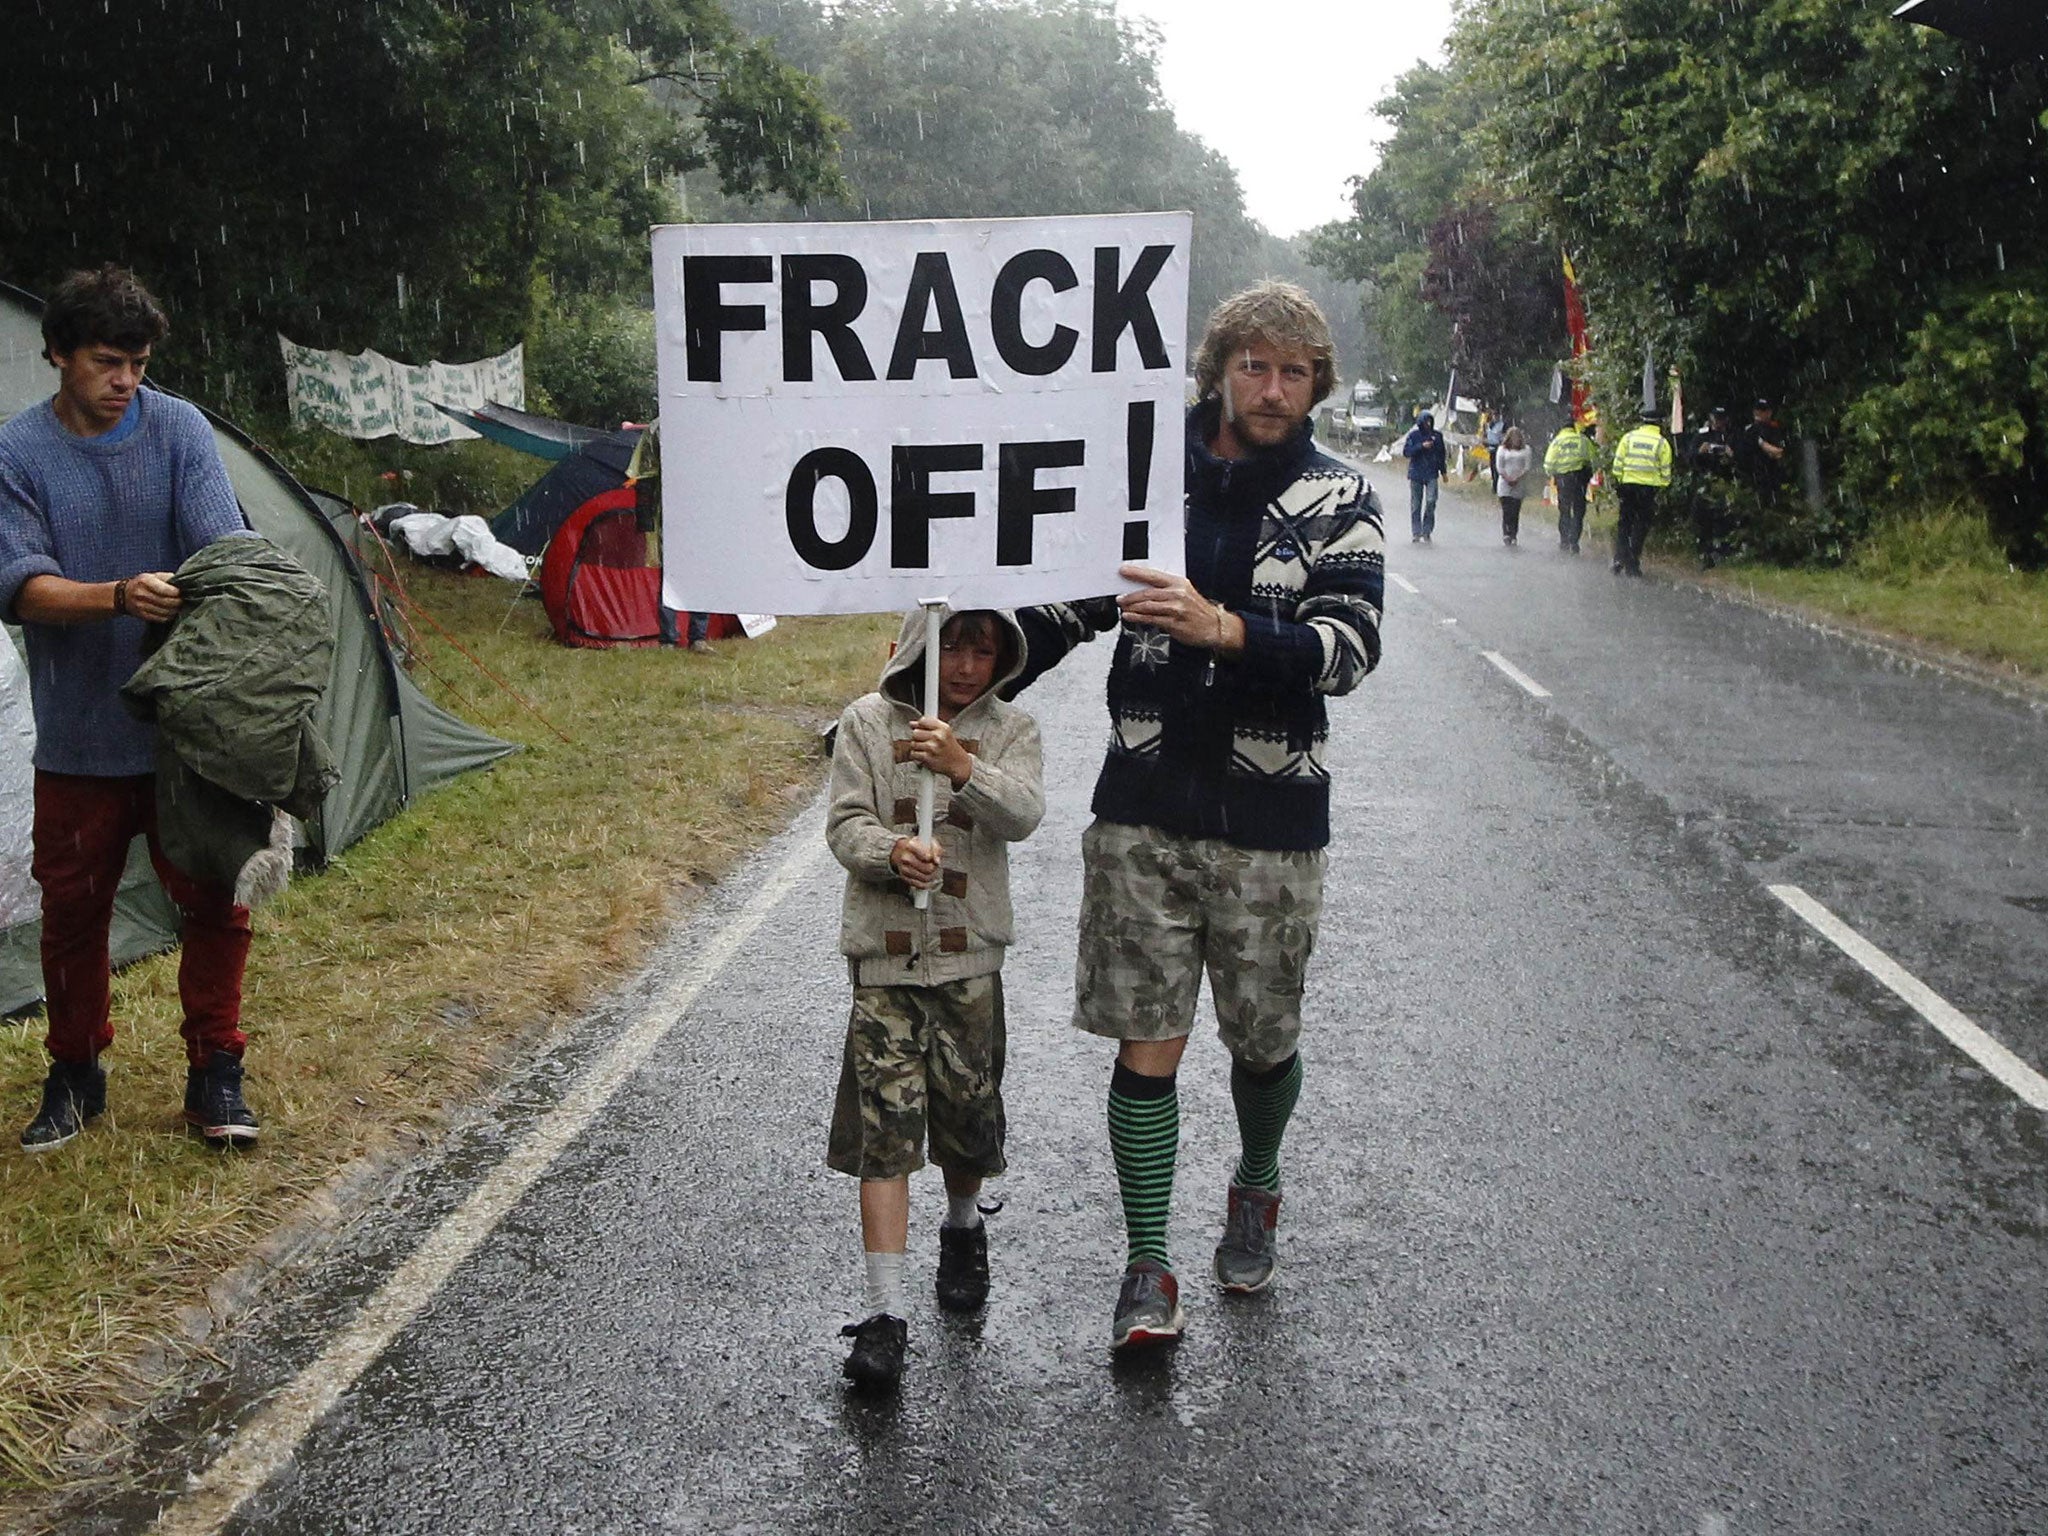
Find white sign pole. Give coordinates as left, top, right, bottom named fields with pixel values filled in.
left=912, top=598, right=945, bottom=912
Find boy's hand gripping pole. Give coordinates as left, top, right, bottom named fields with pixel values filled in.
left=913, top=599, right=945, bottom=912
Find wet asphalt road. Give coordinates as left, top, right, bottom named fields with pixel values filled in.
left=80, top=467, right=2048, bottom=1534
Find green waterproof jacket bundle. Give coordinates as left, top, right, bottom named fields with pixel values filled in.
left=122, top=536, right=340, bottom=905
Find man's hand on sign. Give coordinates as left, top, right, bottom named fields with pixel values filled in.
left=908, top=716, right=974, bottom=789
left=890, top=835, right=944, bottom=891
left=1117, top=564, right=1245, bottom=657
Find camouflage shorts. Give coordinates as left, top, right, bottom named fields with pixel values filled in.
left=826, top=974, right=1007, bottom=1181
left=1073, top=819, right=1324, bottom=1065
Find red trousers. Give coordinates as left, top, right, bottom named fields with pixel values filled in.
left=31, top=771, right=251, bottom=1067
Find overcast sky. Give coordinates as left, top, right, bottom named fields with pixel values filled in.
left=1121, top=0, right=1458, bottom=238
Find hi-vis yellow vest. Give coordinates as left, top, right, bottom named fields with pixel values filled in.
left=1613, top=425, right=1673, bottom=488
left=1544, top=428, right=1593, bottom=475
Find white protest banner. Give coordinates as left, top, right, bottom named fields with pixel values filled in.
left=652, top=213, right=1191, bottom=616
left=279, top=337, right=525, bottom=445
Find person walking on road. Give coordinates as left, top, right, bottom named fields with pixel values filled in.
left=0, top=265, right=267, bottom=1152
left=1494, top=426, right=1532, bottom=546
left=1011, top=281, right=1385, bottom=1353
left=1402, top=411, right=1446, bottom=543
left=1543, top=417, right=1597, bottom=554
left=823, top=607, right=1044, bottom=1391
left=1611, top=407, right=1674, bottom=577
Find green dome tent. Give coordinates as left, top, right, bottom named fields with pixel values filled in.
left=0, top=280, right=516, bottom=1012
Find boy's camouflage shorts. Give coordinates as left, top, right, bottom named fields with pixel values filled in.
left=1073, top=819, right=1324, bottom=1066
left=826, top=974, right=1007, bottom=1181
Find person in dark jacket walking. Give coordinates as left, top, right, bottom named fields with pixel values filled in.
left=0, top=266, right=264, bottom=1151
left=1402, top=412, right=1447, bottom=542
left=1012, top=281, right=1385, bottom=1352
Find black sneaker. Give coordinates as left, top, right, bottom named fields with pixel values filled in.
left=185, top=1052, right=259, bottom=1147
left=935, top=1221, right=990, bottom=1312
left=840, top=1313, right=907, bottom=1390
left=20, top=1057, right=106, bottom=1152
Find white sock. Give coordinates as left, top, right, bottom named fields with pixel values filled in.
left=864, top=1250, right=906, bottom=1318
left=944, top=1191, right=983, bottom=1230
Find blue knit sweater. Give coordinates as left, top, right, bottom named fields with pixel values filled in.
left=1014, top=400, right=1384, bottom=850
left=0, top=390, right=248, bottom=774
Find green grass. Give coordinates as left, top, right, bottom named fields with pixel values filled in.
left=1695, top=504, right=2048, bottom=681
left=0, top=569, right=893, bottom=1493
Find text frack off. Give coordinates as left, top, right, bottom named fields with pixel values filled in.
left=653, top=213, right=1191, bottom=616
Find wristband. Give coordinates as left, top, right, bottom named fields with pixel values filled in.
left=112, top=579, right=129, bottom=617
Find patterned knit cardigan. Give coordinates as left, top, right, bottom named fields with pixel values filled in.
left=1014, top=401, right=1384, bottom=851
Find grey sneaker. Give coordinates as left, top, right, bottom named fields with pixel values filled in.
left=1213, top=1182, right=1281, bottom=1294
left=1110, top=1259, right=1184, bottom=1350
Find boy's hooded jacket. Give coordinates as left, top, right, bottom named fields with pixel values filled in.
left=827, top=608, right=1043, bottom=987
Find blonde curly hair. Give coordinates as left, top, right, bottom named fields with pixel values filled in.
left=1192, top=280, right=1338, bottom=407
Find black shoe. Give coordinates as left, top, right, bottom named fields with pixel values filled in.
left=935, top=1221, right=990, bottom=1312
left=21, top=1058, right=106, bottom=1152
left=185, top=1052, right=259, bottom=1147
left=840, top=1313, right=907, bottom=1390
left=1612, top=561, right=1625, bottom=574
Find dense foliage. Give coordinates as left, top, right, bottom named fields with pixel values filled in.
left=1314, top=0, right=2048, bottom=565
left=2, top=0, right=843, bottom=414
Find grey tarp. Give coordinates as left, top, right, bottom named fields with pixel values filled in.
left=0, top=280, right=517, bottom=1013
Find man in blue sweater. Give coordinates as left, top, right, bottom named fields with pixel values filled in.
left=1013, top=281, right=1385, bottom=1351
left=0, top=266, right=260, bottom=1152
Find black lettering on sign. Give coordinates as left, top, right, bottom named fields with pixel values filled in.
left=886, top=252, right=977, bottom=381
left=997, top=440, right=1085, bottom=565
left=1124, top=399, right=1154, bottom=561
left=989, top=249, right=1080, bottom=376
left=891, top=443, right=983, bottom=569
left=782, top=254, right=875, bottom=383
left=683, top=254, right=772, bottom=382
left=786, top=447, right=878, bottom=570
left=1091, top=245, right=1173, bottom=373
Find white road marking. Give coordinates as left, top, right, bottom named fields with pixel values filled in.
left=1388, top=572, right=1420, bottom=595
left=150, top=838, right=828, bottom=1536
left=1769, top=884, right=2048, bottom=1113
left=1481, top=650, right=1552, bottom=699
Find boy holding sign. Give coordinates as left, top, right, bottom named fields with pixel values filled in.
left=823, top=607, right=1043, bottom=1391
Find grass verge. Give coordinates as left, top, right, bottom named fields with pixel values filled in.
left=1691, top=502, right=2048, bottom=684
left=0, top=566, right=892, bottom=1493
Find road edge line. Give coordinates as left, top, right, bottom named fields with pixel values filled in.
left=1767, top=883, right=2048, bottom=1113
left=1481, top=650, right=1552, bottom=699
left=148, top=837, right=827, bottom=1536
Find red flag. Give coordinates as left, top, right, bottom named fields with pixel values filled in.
left=1561, top=251, right=1590, bottom=422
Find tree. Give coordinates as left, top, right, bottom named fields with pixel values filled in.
left=1308, top=61, right=1558, bottom=413
left=1460, top=0, right=2048, bottom=439
left=0, top=1, right=844, bottom=412
left=705, top=0, right=1343, bottom=350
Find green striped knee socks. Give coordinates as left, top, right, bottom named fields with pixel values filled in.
left=1107, top=1062, right=1179, bottom=1269
left=1230, top=1051, right=1302, bottom=1193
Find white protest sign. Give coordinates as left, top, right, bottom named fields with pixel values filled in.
left=652, top=213, right=1191, bottom=616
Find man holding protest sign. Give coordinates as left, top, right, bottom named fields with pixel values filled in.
left=1011, top=281, right=1384, bottom=1351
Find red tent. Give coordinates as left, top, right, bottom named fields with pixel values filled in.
left=537, top=488, right=739, bottom=649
